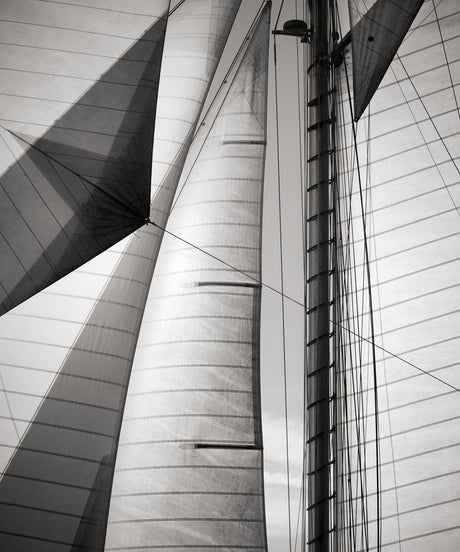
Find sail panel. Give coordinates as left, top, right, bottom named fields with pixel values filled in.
left=335, top=0, right=460, bottom=549
left=348, top=0, right=424, bottom=120
left=0, top=0, right=169, bottom=315
left=0, top=1, right=243, bottom=550
left=106, top=6, right=271, bottom=551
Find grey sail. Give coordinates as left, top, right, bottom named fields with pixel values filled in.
left=348, top=0, right=424, bottom=120
left=0, top=0, right=169, bottom=315
left=105, top=5, right=271, bottom=551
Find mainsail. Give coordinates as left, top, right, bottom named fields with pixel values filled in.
left=105, top=5, right=271, bottom=550
left=335, top=0, right=460, bottom=549
left=0, top=0, right=169, bottom=315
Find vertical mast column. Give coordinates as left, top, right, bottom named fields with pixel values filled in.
left=305, top=0, right=335, bottom=550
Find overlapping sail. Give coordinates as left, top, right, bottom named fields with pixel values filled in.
left=335, top=0, right=460, bottom=549
left=105, top=5, right=271, bottom=550
left=0, top=1, right=242, bottom=550
left=348, top=0, right=424, bottom=120
left=0, top=0, right=169, bottom=315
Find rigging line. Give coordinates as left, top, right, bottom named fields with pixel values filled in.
left=169, top=0, right=187, bottom=16
left=394, top=56, right=460, bottom=218
left=432, top=0, right=460, bottom=119
left=344, top=71, right=380, bottom=552
left=273, top=35, right=293, bottom=552
left=146, top=221, right=460, bottom=393
left=342, top=59, right=373, bottom=551
left=273, top=0, right=286, bottom=30
left=168, top=0, right=266, bottom=216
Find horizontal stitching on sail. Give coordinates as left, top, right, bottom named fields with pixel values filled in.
left=144, top=315, right=250, bottom=323
left=136, top=340, right=252, bottom=348
left=0, top=499, right=101, bottom=522
left=118, top=439, right=257, bottom=446
left=148, top=290, right=254, bottom=301
left=342, top=390, right=456, bottom=422
left=0, top=530, right=74, bottom=547
left=27, top=1, right=167, bottom=17
left=42, top=291, right=143, bottom=309
left=0, top=371, right=125, bottom=387
left=0, top=117, right=139, bottom=137
left=1, top=390, right=120, bottom=412
left=366, top=524, right=460, bottom=550
left=0, top=443, right=111, bottom=465
left=0, top=337, right=132, bottom=360
left=105, top=546, right=265, bottom=550
left=0, top=41, right=163, bottom=64
left=122, top=414, right=252, bottom=420
left=0, top=19, right=165, bottom=42
left=116, top=465, right=260, bottom=471
left=147, top=268, right=252, bottom=279
left=0, top=92, right=156, bottom=114
left=174, top=199, right=260, bottom=208
left=0, top=416, right=119, bottom=438
left=111, top=491, right=262, bottom=497
left=0, top=68, right=157, bottom=88
left=172, top=223, right=259, bottom=232
left=339, top=230, right=460, bottom=267
left=110, top=517, right=264, bottom=523
left=340, top=415, right=460, bottom=450
left=8, top=312, right=139, bottom=335
left=340, top=362, right=457, bottom=393
left=1, top=472, right=104, bottom=492
left=347, top=443, right=460, bottom=474
left=134, top=364, right=252, bottom=372
left=128, top=388, right=252, bottom=396
left=70, top=270, right=150, bottom=287
left=160, top=245, right=257, bottom=253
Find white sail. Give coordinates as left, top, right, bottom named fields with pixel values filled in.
left=105, top=5, right=271, bottom=550
left=0, top=0, right=169, bottom=314
left=0, top=1, right=242, bottom=550
left=335, top=0, right=460, bottom=549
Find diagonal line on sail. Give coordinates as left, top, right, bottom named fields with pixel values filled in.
left=147, top=220, right=460, bottom=393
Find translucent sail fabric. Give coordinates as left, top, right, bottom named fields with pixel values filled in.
left=348, top=0, right=424, bottom=120
left=335, top=0, right=460, bottom=550
left=0, top=0, right=242, bottom=550
left=105, top=6, right=271, bottom=551
left=0, top=0, right=169, bottom=315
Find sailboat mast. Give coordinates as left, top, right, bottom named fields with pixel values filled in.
left=305, top=0, right=334, bottom=550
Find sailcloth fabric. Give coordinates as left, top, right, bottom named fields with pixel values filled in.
left=105, top=5, right=271, bottom=551
left=0, top=0, right=169, bottom=315
left=0, top=1, right=242, bottom=550
left=348, top=0, right=424, bottom=120
left=335, top=0, right=460, bottom=549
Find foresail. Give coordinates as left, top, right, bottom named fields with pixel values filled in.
left=348, top=0, right=424, bottom=120
left=0, top=1, right=242, bottom=550
left=0, top=0, right=169, bottom=315
left=336, top=0, right=460, bottom=549
left=105, top=5, right=271, bottom=550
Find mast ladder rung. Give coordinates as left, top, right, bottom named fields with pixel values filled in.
left=306, top=527, right=336, bottom=543
left=307, top=117, right=336, bottom=132
left=306, top=177, right=335, bottom=192
left=307, top=361, right=335, bottom=378
left=306, top=269, right=335, bottom=284
left=306, top=208, right=334, bottom=223
left=306, top=459, right=335, bottom=476
left=307, top=149, right=335, bottom=163
left=306, top=492, right=336, bottom=512
left=307, top=88, right=336, bottom=107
